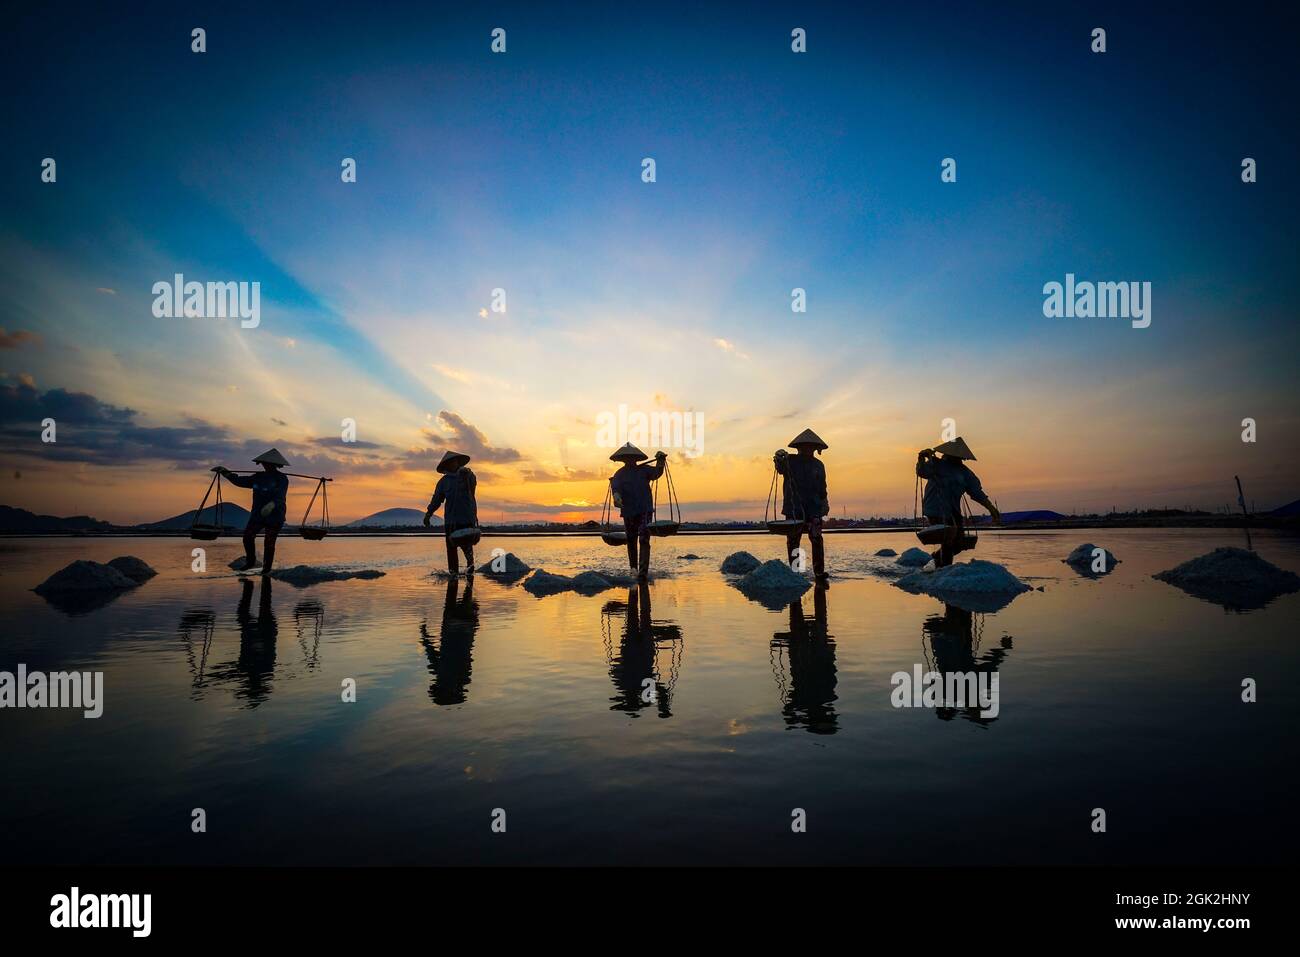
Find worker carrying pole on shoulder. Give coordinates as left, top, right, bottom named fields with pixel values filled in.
left=916, top=436, right=1000, bottom=568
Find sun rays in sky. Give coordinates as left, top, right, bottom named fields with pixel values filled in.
left=2, top=4, right=1296, bottom=524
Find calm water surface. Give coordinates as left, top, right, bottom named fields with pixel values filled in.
left=1, top=529, right=1295, bottom=865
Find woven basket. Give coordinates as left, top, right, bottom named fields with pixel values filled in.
left=766, top=519, right=806, bottom=536
left=449, top=527, right=482, bottom=546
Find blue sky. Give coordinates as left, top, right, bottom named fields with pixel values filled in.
left=2, top=1, right=1297, bottom=522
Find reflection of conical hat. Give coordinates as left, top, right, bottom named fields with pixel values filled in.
left=788, top=428, right=828, bottom=450
left=436, top=450, right=471, bottom=474
left=933, top=437, right=976, bottom=460
left=609, top=442, right=648, bottom=463
left=252, top=447, right=289, bottom=467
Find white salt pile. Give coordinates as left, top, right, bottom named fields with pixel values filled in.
left=33, top=560, right=140, bottom=595
left=894, top=560, right=1031, bottom=613
left=1063, top=543, right=1120, bottom=574
left=478, top=552, right=531, bottom=578
left=524, top=569, right=622, bottom=596
left=896, top=547, right=933, bottom=567
left=678, top=553, right=702, bottom=560
left=874, top=548, right=898, bottom=557
left=523, top=569, right=574, bottom=596
left=570, top=571, right=616, bottom=594
left=106, top=556, right=157, bottom=582
left=1154, top=547, right=1300, bottom=610
left=269, top=566, right=386, bottom=587
left=739, top=560, right=812, bottom=593
left=721, top=551, right=762, bottom=575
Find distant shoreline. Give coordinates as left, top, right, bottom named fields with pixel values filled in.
left=2, top=517, right=1294, bottom=538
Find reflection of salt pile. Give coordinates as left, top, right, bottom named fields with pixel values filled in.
left=736, top=559, right=811, bottom=609
left=478, top=552, right=531, bottom=579
left=1154, top=547, right=1300, bottom=611
left=896, top=547, right=932, bottom=567
left=106, top=556, right=157, bottom=582
left=1063, top=543, right=1119, bottom=575
left=269, top=566, right=385, bottom=587
left=34, top=560, right=140, bottom=595
left=874, top=548, right=898, bottom=557
left=721, top=551, right=762, bottom=575
left=894, top=560, right=1031, bottom=613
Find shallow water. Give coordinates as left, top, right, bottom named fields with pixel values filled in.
left=1, top=528, right=1295, bottom=865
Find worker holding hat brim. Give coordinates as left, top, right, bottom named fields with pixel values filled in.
left=775, top=429, right=831, bottom=581
left=608, top=442, right=667, bottom=581
left=424, top=451, right=479, bottom=576
left=916, top=437, right=1000, bottom=567
left=213, top=447, right=291, bottom=575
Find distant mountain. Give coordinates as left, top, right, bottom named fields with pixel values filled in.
left=1268, top=498, right=1300, bottom=518
left=1001, top=510, right=1069, bottom=523
left=141, top=503, right=253, bottom=531
left=0, top=504, right=113, bottom=533
left=346, top=507, right=436, bottom=528
left=968, top=510, right=1069, bottom=524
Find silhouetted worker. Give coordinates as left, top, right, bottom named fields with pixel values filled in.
left=215, top=447, right=290, bottom=574
left=609, top=442, right=667, bottom=581
left=774, top=429, right=830, bottom=580
left=771, top=584, right=838, bottom=734
left=419, top=575, right=480, bottom=706
left=916, top=437, right=1000, bottom=567
left=424, top=450, right=479, bottom=576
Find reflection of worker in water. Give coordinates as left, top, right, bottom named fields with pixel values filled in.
left=922, top=602, right=1009, bottom=726
left=608, top=443, right=667, bottom=581
left=419, top=575, right=480, bottom=706
left=423, top=450, right=479, bottom=577
left=214, top=447, right=290, bottom=574
left=605, top=582, right=680, bottom=718
left=775, top=429, right=830, bottom=581
left=915, top=437, right=1000, bottom=568
left=207, top=577, right=278, bottom=706
left=771, top=584, right=838, bottom=734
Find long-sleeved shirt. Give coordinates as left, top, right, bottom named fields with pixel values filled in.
left=610, top=460, right=665, bottom=519
left=428, top=469, right=479, bottom=527
left=227, top=470, right=289, bottom=524
left=917, top=455, right=990, bottom=519
left=778, top=454, right=829, bottom=519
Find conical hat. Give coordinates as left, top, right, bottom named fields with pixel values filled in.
left=933, top=437, right=976, bottom=460
left=609, top=442, right=648, bottom=463
left=788, top=428, right=828, bottom=450
left=436, top=450, right=471, bottom=474
left=252, top=447, right=289, bottom=467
